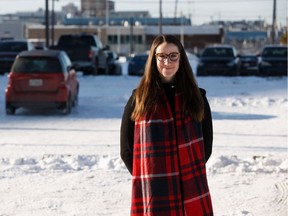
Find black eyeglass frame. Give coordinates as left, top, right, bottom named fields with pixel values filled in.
left=155, top=52, right=180, bottom=62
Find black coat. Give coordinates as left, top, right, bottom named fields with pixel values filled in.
left=120, top=85, right=213, bottom=174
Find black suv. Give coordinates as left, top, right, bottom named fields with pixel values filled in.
left=0, top=40, right=35, bottom=74
left=258, top=45, right=287, bottom=76
left=197, top=45, right=240, bottom=76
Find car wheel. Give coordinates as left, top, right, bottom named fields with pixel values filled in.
left=6, top=104, right=16, bottom=115
left=83, top=70, right=89, bottom=76
left=115, top=67, right=122, bottom=75
left=62, top=96, right=72, bottom=115
left=104, top=66, right=109, bottom=75
left=72, top=86, right=79, bottom=107
left=91, top=65, right=98, bottom=75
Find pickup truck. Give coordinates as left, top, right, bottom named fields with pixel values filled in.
left=51, top=34, right=109, bottom=75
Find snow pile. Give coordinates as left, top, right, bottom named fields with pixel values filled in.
left=1, top=154, right=286, bottom=177
left=208, top=155, right=287, bottom=174
left=0, top=155, right=125, bottom=176
left=209, top=97, right=288, bottom=108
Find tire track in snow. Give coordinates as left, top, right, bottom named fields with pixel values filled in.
left=273, top=181, right=288, bottom=215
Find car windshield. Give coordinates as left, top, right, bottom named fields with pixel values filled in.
left=202, top=48, right=234, bottom=57
left=13, top=57, right=62, bottom=73
left=58, top=36, right=96, bottom=47
left=262, top=47, right=287, bottom=57
left=0, top=42, right=28, bottom=52
left=107, top=52, right=115, bottom=59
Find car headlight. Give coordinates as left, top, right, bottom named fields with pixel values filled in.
left=260, top=61, right=271, bottom=66
left=227, top=60, right=236, bottom=67
left=197, top=61, right=204, bottom=66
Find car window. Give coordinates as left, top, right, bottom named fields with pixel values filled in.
left=108, top=52, right=115, bottom=59
left=202, top=48, right=234, bottom=57
left=58, top=36, right=85, bottom=46
left=80, top=36, right=97, bottom=46
left=61, top=52, right=72, bottom=67
left=13, top=57, right=62, bottom=73
left=0, top=42, right=28, bottom=52
left=135, top=55, right=148, bottom=61
left=262, top=47, right=287, bottom=57
left=60, top=52, right=72, bottom=74
left=58, top=35, right=97, bottom=47
left=91, top=36, right=102, bottom=48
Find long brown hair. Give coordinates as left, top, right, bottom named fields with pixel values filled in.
left=131, top=35, right=204, bottom=122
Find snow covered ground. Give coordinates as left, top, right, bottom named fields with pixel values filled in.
left=0, top=60, right=287, bottom=215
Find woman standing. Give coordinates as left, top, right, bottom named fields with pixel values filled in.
left=121, top=35, right=213, bottom=216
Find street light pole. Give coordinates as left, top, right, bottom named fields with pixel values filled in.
left=45, top=0, right=50, bottom=48
left=271, top=0, right=277, bottom=44
left=159, top=0, right=162, bottom=35
left=106, top=0, right=109, bottom=27
left=52, top=0, right=55, bottom=46
left=51, top=0, right=59, bottom=46
left=130, top=17, right=134, bottom=55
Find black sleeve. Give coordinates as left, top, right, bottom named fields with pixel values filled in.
left=120, top=93, right=135, bottom=175
left=200, top=88, right=213, bottom=162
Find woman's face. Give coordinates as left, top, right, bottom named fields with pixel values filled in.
left=155, top=42, right=180, bottom=83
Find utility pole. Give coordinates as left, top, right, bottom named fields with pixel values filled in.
left=159, top=0, right=162, bottom=35
left=271, top=0, right=277, bottom=44
left=130, top=17, right=134, bottom=55
left=45, top=0, right=50, bottom=48
left=106, top=0, right=109, bottom=27
left=51, top=0, right=55, bottom=46
left=174, top=0, right=178, bottom=24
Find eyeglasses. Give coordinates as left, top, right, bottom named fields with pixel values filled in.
left=155, top=52, right=180, bottom=62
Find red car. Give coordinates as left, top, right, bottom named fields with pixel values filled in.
left=5, top=50, right=79, bottom=115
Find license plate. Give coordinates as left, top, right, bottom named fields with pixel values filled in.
left=29, top=79, right=43, bottom=86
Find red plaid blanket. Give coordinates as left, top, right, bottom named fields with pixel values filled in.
left=131, top=93, right=213, bottom=216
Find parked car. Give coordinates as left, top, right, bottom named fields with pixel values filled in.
left=104, top=50, right=122, bottom=75
left=5, top=50, right=79, bottom=115
left=258, top=45, right=287, bottom=76
left=128, top=53, right=148, bottom=76
left=0, top=40, right=34, bottom=74
left=239, top=54, right=259, bottom=76
left=50, top=34, right=109, bottom=75
left=196, top=45, right=240, bottom=76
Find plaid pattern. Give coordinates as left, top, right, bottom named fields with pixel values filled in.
left=131, top=93, right=213, bottom=216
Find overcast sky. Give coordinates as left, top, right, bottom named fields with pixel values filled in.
left=0, top=0, right=286, bottom=26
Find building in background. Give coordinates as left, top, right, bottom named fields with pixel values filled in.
left=0, top=21, right=25, bottom=40
left=25, top=24, right=223, bottom=55
left=0, top=0, right=285, bottom=55
left=81, top=0, right=114, bottom=18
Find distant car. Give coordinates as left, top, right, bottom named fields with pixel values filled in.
left=5, top=50, right=79, bottom=115
left=258, top=45, right=287, bottom=76
left=104, top=50, right=122, bottom=75
left=0, top=40, right=35, bottom=74
left=197, top=45, right=240, bottom=76
left=239, top=54, right=259, bottom=76
left=128, top=53, right=148, bottom=76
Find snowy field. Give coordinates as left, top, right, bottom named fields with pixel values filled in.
left=0, top=60, right=287, bottom=215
